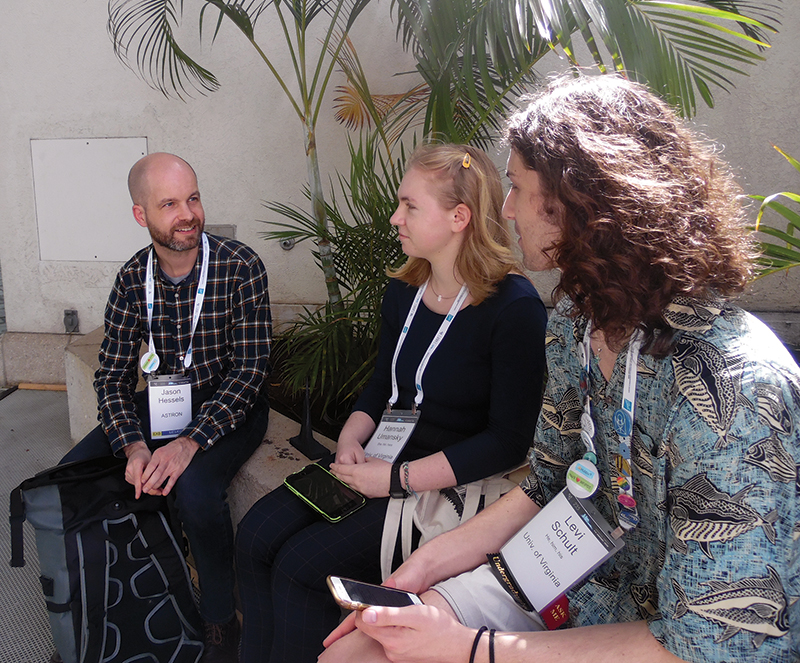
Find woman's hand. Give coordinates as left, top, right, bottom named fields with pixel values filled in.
left=330, top=457, right=392, bottom=498
left=334, top=411, right=375, bottom=464
left=322, top=610, right=358, bottom=649
left=353, top=604, right=474, bottom=663
left=335, top=435, right=366, bottom=465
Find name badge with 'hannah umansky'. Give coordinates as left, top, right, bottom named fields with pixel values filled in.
left=362, top=410, right=420, bottom=463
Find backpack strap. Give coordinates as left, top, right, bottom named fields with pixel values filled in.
left=9, top=485, right=25, bottom=567
left=79, top=519, right=112, bottom=663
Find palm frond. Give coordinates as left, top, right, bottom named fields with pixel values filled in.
left=391, top=0, right=781, bottom=119
left=108, top=0, right=220, bottom=98
left=749, top=147, right=800, bottom=279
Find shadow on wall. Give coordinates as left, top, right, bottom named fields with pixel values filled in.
left=0, top=259, right=6, bottom=334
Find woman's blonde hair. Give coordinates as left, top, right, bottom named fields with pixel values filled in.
left=390, top=143, right=519, bottom=304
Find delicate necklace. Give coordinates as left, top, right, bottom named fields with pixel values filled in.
left=590, top=331, right=604, bottom=356
left=429, top=282, right=460, bottom=302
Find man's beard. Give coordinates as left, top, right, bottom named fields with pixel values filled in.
left=149, top=220, right=204, bottom=252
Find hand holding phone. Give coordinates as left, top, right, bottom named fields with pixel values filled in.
left=327, top=576, right=423, bottom=611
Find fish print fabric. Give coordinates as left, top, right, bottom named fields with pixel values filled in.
left=521, top=297, right=799, bottom=662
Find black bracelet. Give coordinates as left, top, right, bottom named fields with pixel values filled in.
left=389, top=462, right=408, bottom=499
left=489, top=629, right=496, bottom=663
left=469, top=626, right=488, bottom=663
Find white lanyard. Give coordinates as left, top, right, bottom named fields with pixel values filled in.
left=142, top=233, right=209, bottom=373
left=388, top=280, right=469, bottom=411
left=579, top=322, right=642, bottom=531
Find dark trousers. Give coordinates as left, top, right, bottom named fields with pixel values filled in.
left=62, top=388, right=269, bottom=624
left=235, top=476, right=391, bottom=663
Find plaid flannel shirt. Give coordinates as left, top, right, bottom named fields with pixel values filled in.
left=94, top=233, right=271, bottom=453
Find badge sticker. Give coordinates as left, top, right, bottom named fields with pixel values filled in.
left=618, top=509, right=639, bottom=529
left=141, top=351, right=160, bottom=374
left=566, top=458, right=600, bottom=499
left=613, top=408, right=632, bottom=437
left=363, top=410, right=420, bottom=463
left=617, top=493, right=636, bottom=510
left=148, top=374, right=191, bottom=440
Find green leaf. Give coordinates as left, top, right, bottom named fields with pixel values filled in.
left=108, top=0, right=220, bottom=98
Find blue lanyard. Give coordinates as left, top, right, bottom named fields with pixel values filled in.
left=142, top=233, right=209, bottom=373
left=580, top=322, right=642, bottom=531
left=388, top=280, right=469, bottom=411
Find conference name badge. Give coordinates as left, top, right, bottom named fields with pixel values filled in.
left=148, top=374, right=192, bottom=440
left=363, top=410, right=420, bottom=463
left=489, top=488, right=624, bottom=616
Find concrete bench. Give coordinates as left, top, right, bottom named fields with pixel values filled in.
left=64, top=327, right=335, bottom=527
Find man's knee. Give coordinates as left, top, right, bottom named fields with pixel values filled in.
left=173, top=482, right=228, bottom=525
left=60, top=425, right=113, bottom=464
left=317, top=628, right=389, bottom=663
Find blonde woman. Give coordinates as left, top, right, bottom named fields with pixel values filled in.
left=236, top=144, right=547, bottom=663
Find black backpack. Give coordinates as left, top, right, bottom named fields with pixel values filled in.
left=9, top=455, right=203, bottom=663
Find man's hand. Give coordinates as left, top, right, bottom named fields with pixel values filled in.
left=383, top=559, right=432, bottom=596
left=353, top=603, right=473, bottom=663
left=124, top=441, right=152, bottom=499
left=139, top=436, right=200, bottom=497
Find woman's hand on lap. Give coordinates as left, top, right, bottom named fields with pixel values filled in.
left=335, top=435, right=366, bottom=464
left=330, top=457, right=391, bottom=498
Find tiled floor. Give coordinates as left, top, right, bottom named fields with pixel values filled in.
left=0, top=388, right=72, bottom=662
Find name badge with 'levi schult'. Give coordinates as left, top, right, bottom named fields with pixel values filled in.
left=488, top=489, right=623, bottom=622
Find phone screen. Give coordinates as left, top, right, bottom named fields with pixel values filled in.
left=333, top=577, right=421, bottom=608
left=284, top=463, right=365, bottom=521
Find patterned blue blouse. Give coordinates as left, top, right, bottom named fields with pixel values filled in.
left=521, top=297, right=799, bottom=662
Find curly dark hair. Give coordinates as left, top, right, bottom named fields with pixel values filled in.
left=505, top=74, right=756, bottom=355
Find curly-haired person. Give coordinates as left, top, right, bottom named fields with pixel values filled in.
left=320, top=74, right=800, bottom=663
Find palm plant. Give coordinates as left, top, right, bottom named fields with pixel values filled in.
left=332, top=0, right=781, bottom=152
left=107, top=0, right=375, bottom=309
left=261, top=136, right=405, bottom=414
left=751, top=146, right=800, bottom=277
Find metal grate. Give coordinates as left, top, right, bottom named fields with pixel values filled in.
left=0, top=389, right=73, bottom=663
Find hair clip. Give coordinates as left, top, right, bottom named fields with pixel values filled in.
left=462, top=152, right=472, bottom=169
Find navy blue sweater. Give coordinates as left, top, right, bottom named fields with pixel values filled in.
left=353, top=274, right=547, bottom=484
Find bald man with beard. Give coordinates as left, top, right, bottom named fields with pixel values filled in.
left=60, top=153, right=272, bottom=663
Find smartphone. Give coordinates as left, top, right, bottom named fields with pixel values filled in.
left=283, top=463, right=366, bottom=522
left=327, top=576, right=423, bottom=611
